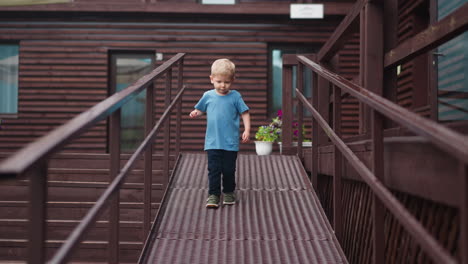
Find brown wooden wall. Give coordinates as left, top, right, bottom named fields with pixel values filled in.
left=0, top=1, right=435, bottom=153
left=0, top=13, right=347, bottom=154
left=325, top=0, right=435, bottom=139
left=396, top=0, right=431, bottom=116
left=337, top=34, right=360, bottom=137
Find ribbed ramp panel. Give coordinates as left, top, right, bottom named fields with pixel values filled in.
left=141, top=153, right=348, bottom=264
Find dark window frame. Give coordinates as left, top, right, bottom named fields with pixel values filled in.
left=0, top=41, right=20, bottom=119
left=107, top=50, right=156, bottom=153
left=267, top=43, right=319, bottom=118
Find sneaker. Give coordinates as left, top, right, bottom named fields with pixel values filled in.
left=206, top=194, right=220, bottom=208
left=223, top=192, right=236, bottom=205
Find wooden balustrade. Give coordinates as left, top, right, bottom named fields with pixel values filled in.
left=282, top=0, right=468, bottom=263
left=0, top=53, right=187, bottom=263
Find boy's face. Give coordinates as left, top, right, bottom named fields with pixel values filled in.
left=210, top=74, right=234, bottom=95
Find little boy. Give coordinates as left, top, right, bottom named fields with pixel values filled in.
left=189, top=58, right=251, bottom=208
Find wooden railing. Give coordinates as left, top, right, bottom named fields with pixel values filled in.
left=0, top=53, right=186, bottom=263
left=282, top=1, right=468, bottom=263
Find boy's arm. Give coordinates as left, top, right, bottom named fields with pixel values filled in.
left=241, top=110, right=251, bottom=143
left=189, top=109, right=203, bottom=118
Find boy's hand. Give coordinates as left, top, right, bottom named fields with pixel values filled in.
left=241, top=130, right=250, bottom=143
left=240, top=111, right=251, bottom=143
left=189, top=109, right=202, bottom=118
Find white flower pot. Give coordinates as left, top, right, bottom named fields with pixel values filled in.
left=254, top=141, right=273, bottom=155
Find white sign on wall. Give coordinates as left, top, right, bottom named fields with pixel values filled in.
left=290, top=4, right=324, bottom=19
left=202, top=0, right=235, bottom=4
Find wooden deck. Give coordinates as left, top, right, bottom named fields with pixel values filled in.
left=140, top=153, right=347, bottom=263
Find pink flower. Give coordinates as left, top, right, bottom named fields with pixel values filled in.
left=277, top=109, right=283, bottom=118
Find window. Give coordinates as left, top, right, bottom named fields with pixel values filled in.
left=109, top=52, right=155, bottom=152
left=269, top=45, right=315, bottom=117
left=436, top=0, right=468, bottom=121
left=0, top=44, right=19, bottom=116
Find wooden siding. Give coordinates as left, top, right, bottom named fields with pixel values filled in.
left=0, top=1, right=353, bottom=16
left=329, top=0, right=434, bottom=139
left=0, top=14, right=344, bottom=153
left=396, top=0, right=430, bottom=114
left=315, top=0, right=435, bottom=140
left=337, top=34, right=360, bottom=137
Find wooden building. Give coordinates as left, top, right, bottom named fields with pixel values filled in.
left=0, top=0, right=467, bottom=263
left=0, top=0, right=355, bottom=154
left=0, top=0, right=355, bottom=262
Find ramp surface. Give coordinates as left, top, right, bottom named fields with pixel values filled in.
left=144, top=153, right=347, bottom=263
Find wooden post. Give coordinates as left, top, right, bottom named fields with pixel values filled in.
left=282, top=55, right=295, bottom=155
left=143, top=82, right=154, bottom=237
left=311, top=70, right=319, bottom=188
left=411, top=8, right=430, bottom=111
left=317, top=75, right=329, bottom=146
left=176, top=59, right=184, bottom=156
left=333, top=84, right=343, bottom=241
left=359, top=6, right=367, bottom=136
left=317, top=56, right=337, bottom=145
left=297, top=62, right=304, bottom=159
left=163, top=69, right=172, bottom=186
left=364, top=2, right=385, bottom=263
left=461, top=162, right=468, bottom=264
left=109, top=109, right=121, bottom=264
left=383, top=0, right=398, bottom=129
left=28, top=161, right=48, bottom=264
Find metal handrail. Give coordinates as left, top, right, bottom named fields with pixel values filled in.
left=294, top=51, right=467, bottom=263
left=297, top=55, right=468, bottom=163
left=0, top=53, right=186, bottom=263
left=0, top=53, right=185, bottom=177
left=51, top=85, right=187, bottom=264
left=295, top=90, right=456, bottom=264
left=292, top=2, right=468, bottom=263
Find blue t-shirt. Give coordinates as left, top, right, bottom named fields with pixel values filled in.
left=194, top=89, right=249, bottom=151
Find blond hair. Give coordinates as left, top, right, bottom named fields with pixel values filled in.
left=211, top=58, right=235, bottom=78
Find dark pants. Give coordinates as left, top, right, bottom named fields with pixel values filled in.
left=207, top=149, right=238, bottom=196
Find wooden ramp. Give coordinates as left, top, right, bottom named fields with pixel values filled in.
left=141, top=153, right=347, bottom=263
